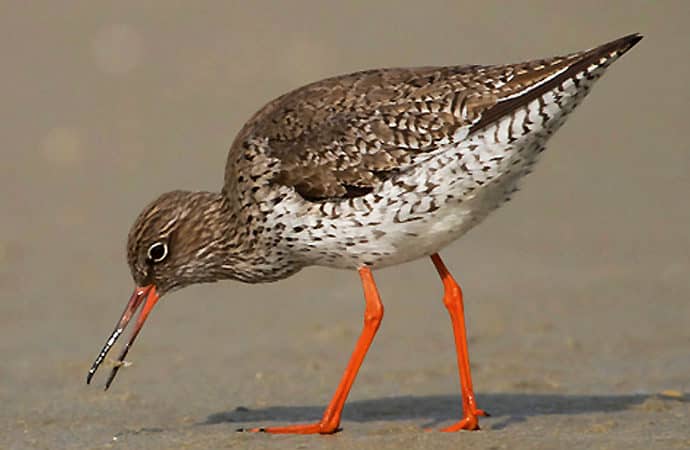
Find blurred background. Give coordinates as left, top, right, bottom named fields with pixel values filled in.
left=1, top=2, right=688, bottom=449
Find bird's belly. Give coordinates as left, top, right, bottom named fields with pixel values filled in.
left=282, top=141, right=545, bottom=270
left=283, top=186, right=510, bottom=270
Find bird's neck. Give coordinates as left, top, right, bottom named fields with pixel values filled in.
left=189, top=191, right=300, bottom=284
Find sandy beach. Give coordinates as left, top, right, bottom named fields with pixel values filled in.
left=1, top=2, right=688, bottom=449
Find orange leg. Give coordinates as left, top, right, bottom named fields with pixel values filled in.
left=245, top=266, right=384, bottom=434
left=431, top=253, right=488, bottom=431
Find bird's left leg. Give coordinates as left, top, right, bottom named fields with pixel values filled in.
left=430, top=253, right=488, bottom=431
left=242, top=266, right=384, bottom=434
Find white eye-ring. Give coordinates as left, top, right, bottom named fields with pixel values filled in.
left=147, top=242, right=168, bottom=263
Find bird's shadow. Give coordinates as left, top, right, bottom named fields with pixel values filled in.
left=202, top=392, right=686, bottom=430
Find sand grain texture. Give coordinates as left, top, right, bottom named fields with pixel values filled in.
left=1, top=2, right=689, bottom=449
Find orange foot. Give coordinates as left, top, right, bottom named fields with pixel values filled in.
left=237, top=422, right=340, bottom=435
left=440, top=408, right=490, bottom=432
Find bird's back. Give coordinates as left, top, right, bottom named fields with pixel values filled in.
left=222, top=34, right=641, bottom=270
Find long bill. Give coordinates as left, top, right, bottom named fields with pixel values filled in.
left=86, top=284, right=160, bottom=390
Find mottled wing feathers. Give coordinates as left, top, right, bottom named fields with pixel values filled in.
left=229, top=66, right=481, bottom=200
left=470, top=33, right=642, bottom=133
left=227, top=34, right=641, bottom=201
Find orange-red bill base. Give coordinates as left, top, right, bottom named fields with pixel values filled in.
left=86, top=284, right=160, bottom=390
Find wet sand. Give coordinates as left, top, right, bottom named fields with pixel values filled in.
left=1, top=2, right=689, bottom=449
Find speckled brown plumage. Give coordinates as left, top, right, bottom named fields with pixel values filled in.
left=89, top=34, right=642, bottom=431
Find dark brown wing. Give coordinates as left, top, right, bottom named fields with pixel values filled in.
left=226, top=34, right=641, bottom=201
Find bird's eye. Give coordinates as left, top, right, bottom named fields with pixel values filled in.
left=147, top=242, right=168, bottom=263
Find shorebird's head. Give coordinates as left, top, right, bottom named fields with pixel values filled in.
left=125, top=190, right=234, bottom=294
left=87, top=190, right=231, bottom=389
